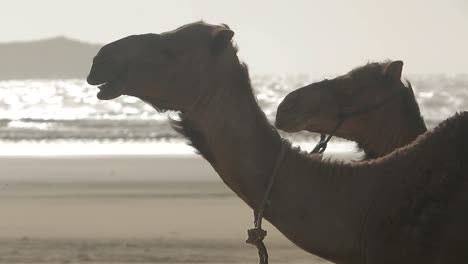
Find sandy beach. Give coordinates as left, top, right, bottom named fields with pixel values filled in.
left=0, top=152, right=330, bottom=263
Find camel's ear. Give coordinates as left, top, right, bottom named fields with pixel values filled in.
left=210, top=28, right=234, bottom=55
left=384, top=60, right=404, bottom=81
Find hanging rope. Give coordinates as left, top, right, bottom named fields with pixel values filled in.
left=246, top=141, right=288, bottom=264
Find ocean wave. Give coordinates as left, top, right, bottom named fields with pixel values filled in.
left=0, top=74, right=467, bottom=142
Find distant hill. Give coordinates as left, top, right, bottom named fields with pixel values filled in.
left=0, top=37, right=102, bottom=80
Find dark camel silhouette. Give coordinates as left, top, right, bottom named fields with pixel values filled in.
left=87, top=21, right=468, bottom=264
left=276, top=61, right=427, bottom=159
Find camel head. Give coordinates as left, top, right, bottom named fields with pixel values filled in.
left=87, top=22, right=235, bottom=111
left=275, top=60, right=409, bottom=137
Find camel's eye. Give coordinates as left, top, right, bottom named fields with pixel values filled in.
left=162, top=49, right=177, bottom=60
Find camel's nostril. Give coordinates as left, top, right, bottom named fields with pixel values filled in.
left=277, top=100, right=297, bottom=114
left=92, top=55, right=115, bottom=65
left=86, top=73, right=98, bottom=85
left=86, top=59, right=125, bottom=86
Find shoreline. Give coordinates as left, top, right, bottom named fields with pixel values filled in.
left=0, top=154, right=218, bottom=182
left=0, top=140, right=358, bottom=156
left=0, top=237, right=326, bottom=263
left=0, top=141, right=361, bottom=182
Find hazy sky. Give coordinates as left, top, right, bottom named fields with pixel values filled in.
left=2, top=0, right=467, bottom=75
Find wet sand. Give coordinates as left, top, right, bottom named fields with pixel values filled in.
left=0, top=154, right=332, bottom=263
left=0, top=238, right=328, bottom=264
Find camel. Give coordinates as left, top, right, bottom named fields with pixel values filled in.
left=86, top=21, right=468, bottom=264
left=275, top=61, right=427, bottom=159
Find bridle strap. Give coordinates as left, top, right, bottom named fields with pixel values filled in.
left=339, top=88, right=406, bottom=120
left=311, top=88, right=407, bottom=154
left=310, top=119, right=344, bottom=154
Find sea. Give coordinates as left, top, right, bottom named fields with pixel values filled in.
left=0, top=75, right=467, bottom=263
left=0, top=74, right=467, bottom=155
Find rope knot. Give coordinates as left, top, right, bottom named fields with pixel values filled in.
left=246, top=228, right=268, bottom=264
left=246, top=228, right=267, bottom=244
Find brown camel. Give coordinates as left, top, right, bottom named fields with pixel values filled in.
left=275, top=61, right=427, bottom=159
left=86, top=22, right=468, bottom=264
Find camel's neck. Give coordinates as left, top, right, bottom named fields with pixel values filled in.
left=181, top=63, right=283, bottom=207
left=357, top=95, right=427, bottom=159
left=170, top=62, right=374, bottom=263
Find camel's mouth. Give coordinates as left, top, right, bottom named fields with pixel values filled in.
left=96, top=77, right=125, bottom=100
left=87, top=54, right=127, bottom=100
left=275, top=117, right=305, bottom=133
left=87, top=62, right=126, bottom=100
left=275, top=100, right=307, bottom=132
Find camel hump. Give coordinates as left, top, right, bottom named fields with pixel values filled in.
left=451, top=111, right=468, bottom=135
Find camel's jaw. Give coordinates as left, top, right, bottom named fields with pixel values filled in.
left=139, top=97, right=174, bottom=113
left=275, top=114, right=305, bottom=133
left=95, top=78, right=125, bottom=100
left=275, top=115, right=307, bottom=133
left=87, top=58, right=127, bottom=100
left=276, top=102, right=331, bottom=133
